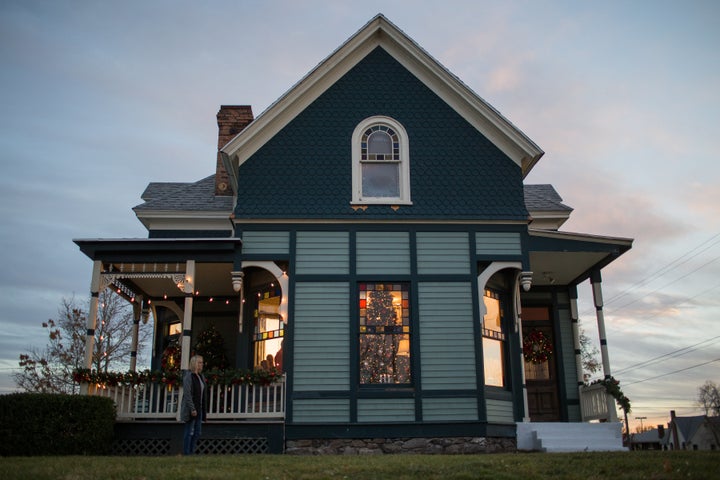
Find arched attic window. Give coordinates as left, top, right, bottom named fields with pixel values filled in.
left=351, top=116, right=411, bottom=205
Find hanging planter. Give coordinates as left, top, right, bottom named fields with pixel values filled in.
left=523, top=329, right=553, bottom=364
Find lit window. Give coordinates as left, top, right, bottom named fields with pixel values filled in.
left=168, top=322, right=182, bottom=336
left=252, top=286, right=284, bottom=370
left=483, top=289, right=505, bottom=387
left=352, top=116, right=411, bottom=205
left=359, top=283, right=411, bottom=384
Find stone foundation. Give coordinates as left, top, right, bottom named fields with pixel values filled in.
left=286, top=436, right=516, bottom=455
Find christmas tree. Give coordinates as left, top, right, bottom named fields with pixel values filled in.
left=360, top=288, right=410, bottom=384
left=193, top=325, right=228, bottom=371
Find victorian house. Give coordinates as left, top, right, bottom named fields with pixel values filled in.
left=75, top=15, right=632, bottom=454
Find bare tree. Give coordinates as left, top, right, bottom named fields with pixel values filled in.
left=697, top=380, right=720, bottom=416
left=14, top=290, right=151, bottom=393
left=579, top=326, right=601, bottom=380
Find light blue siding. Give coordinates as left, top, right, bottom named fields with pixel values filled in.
left=293, top=399, right=350, bottom=423
left=568, top=404, right=582, bottom=422
left=295, top=231, right=349, bottom=274
left=486, top=399, right=514, bottom=423
left=418, top=282, right=477, bottom=390
left=475, top=232, right=521, bottom=256
left=241, top=231, right=290, bottom=254
left=356, top=231, right=410, bottom=275
left=416, top=232, right=470, bottom=275
left=422, top=397, right=478, bottom=421
left=293, top=282, right=350, bottom=391
left=357, top=398, right=415, bottom=422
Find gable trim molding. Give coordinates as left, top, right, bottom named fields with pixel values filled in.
left=220, top=14, right=544, bottom=193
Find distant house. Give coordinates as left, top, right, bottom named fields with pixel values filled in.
left=630, top=426, right=667, bottom=450
left=74, top=15, right=632, bottom=454
left=668, top=411, right=720, bottom=451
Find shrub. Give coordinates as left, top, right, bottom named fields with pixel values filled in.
left=0, top=393, right=116, bottom=456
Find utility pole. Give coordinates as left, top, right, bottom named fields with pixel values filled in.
left=635, top=416, right=647, bottom=432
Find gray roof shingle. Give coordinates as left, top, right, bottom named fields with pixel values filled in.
left=134, top=176, right=572, bottom=218
left=133, top=175, right=232, bottom=212
left=524, top=184, right=573, bottom=213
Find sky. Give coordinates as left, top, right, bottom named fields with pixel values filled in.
left=1, top=0, right=719, bottom=433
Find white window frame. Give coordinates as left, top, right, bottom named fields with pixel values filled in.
left=351, top=116, right=411, bottom=205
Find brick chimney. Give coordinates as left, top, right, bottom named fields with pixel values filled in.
left=215, top=105, right=254, bottom=195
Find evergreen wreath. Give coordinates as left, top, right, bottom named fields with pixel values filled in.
left=523, top=329, right=553, bottom=364
left=161, top=342, right=181, bottom=373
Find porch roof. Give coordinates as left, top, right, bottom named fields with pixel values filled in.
left=526, top=229, right=633, bottom=287
left=73, top=238, right=242, bottom=264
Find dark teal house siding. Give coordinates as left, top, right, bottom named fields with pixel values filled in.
left=234, top=47, right=527, bottom=221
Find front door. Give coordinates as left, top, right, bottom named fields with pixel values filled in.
left=522, top=306, right=560, bottom=422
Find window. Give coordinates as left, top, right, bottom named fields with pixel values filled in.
left=482, top=289, right=505, bottom=387
left=352, top=116, right=411, bottom=205
left=252, top=285, right=285, bottom=370
left=359, top=283, right=411, bottom=384
left=168, top=321, right=182, bottom=336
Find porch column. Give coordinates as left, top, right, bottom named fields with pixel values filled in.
left=129, top=297, right=142, bottom=372
left=591, top=270, right=618, bottom=422
left=81, top=260, right=102, bottom=394
left=569, top=286, right=585, bottom=388
left=515, top=271, right=532, bottom=422
left=180, top=260, right=195, bottom=371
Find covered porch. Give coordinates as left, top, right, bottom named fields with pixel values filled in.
left=515, top=229, right=632, bottom=451
left=73, top=238, right=288, bottom=453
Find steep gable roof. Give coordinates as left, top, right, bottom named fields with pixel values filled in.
left=220, top=14, right=543, bottom=193
left=674, top=415, right=707, bottom=442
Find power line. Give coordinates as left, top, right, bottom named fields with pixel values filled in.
left=579, top=231, right=720, bottom=318
left=622, top=358, right=720, bottom=387
left=617, top=281, right=720, bottom=324
left=603, top=232, right=720, bottom=307
left=614, top=335, right=720, bottom=375
left=605, top=256, right=720, bottom=315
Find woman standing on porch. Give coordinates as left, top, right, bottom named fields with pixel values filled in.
left=181, top=355, right=207, bottom=455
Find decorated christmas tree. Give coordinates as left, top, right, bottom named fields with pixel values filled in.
left=360, top=289, right=409, bottom=384
left=193, top=325, right=228, bottom=371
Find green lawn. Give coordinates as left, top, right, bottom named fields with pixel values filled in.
left=1, top=451, right=717, bottom=479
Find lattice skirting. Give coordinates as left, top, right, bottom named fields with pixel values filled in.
left=197, top=437, right=268, bottom=455
left=113, top=438, right=172, bottom=456
left=112, top=437, right=268, bottom=456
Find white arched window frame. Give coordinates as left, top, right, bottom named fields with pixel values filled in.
left=351, top=116, right=412, bottom=205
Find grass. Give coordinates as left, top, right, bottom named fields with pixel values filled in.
left=1, top=451, right=718, bottom=480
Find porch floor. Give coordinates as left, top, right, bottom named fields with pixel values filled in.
left=516, top=422, right=627, bottom=452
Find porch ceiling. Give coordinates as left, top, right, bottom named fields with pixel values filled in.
left=108, top=262, right=237, bottom=299
left=526, top=229, right=633, bottom=287
left=528, top=251, right=610, bottom=287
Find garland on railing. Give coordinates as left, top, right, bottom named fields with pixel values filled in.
left=590, top=376, right=631, bottom=414
left=73, top=367, right=283, bottom=387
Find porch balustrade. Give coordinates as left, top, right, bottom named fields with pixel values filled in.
left=86, top=375, right=285, bottom=421
left=579, top=382, right=617, bottom=422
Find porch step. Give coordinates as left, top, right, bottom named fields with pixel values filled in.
left=517, top=422, right=627, bottom=453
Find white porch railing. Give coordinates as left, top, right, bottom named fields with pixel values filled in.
left=579, top=383, right=616, bottom=422
left=89, top=382, right=179, bottom=420
left=87, top=375, right=285, bottom=421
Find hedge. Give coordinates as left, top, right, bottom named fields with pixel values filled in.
left=0, top=393, right=116, bottom=456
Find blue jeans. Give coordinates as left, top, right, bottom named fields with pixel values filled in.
left=183, top=414, right=202, bottom=455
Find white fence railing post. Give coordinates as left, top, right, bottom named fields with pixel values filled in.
left=85, top=374, right=286, bottom=422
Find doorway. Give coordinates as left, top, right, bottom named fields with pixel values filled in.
left=522, top=306, right=560, bottom=422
